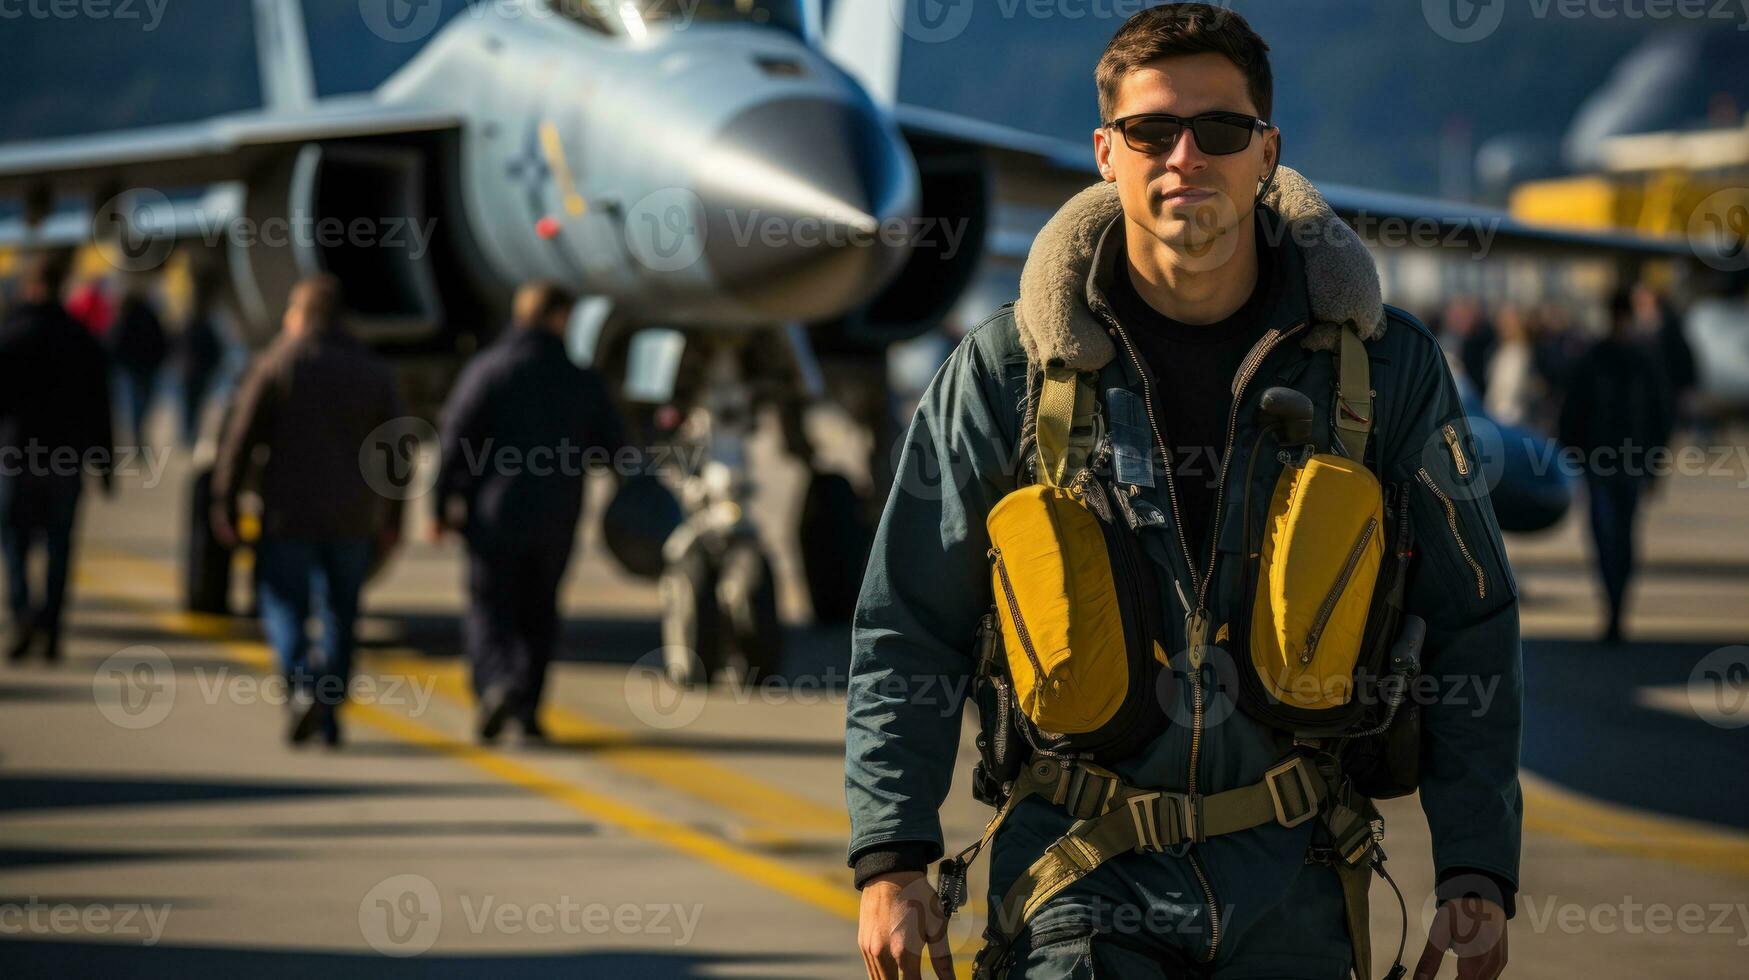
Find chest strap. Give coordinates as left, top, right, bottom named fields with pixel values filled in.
left=943, top=753, right=1327, bottom=979
left=1334, top=324, right=1373, bottom=463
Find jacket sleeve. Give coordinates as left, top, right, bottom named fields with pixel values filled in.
left=844, top=325, right=1023, bottom=877
left=212, top=357, right=277, bottom=515
left=433, top=359, right=492, bottom=527
left=1384, top=339, right=1524, bottom=917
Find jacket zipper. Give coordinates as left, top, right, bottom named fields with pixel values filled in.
left=1100, top=308, right=1305, bottom=964
left=1302, top=517, right=1378, bottom=662
left=988, top=547, right=1046, bottom=688
left=1442, top=423, right=1470, bottom=477
left=1415, top=468, right=1486, bottom=600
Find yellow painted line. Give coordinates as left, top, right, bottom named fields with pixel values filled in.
left=129, top=601, right=862, bottom=923
left=75, top=551, right=863, bottom=924
left=1521, top=772, right=1749, bottom=879
left=370, top=649, right=850, bottom=838
left=83, top=548, right=850, bottom=840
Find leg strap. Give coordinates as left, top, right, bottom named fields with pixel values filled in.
left=1334, top=860, right=1374, bottom=980
left=965, top=753, right=1328, bottom=978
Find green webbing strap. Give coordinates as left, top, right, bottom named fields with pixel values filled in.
left=1034, top=365, right=1098, bottom=488
left=1334, top=325, right=1373, bottom=463
left=1335, top=860, right=1375, bottom=980
left=971, top=755, right=1327, bottom=977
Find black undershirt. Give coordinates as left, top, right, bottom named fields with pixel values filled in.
left=1105, top=233, right=1275, bottom=555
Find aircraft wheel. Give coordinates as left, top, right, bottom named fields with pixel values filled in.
left=659, top=542, right=723, bottom=688
left=718, top=538, right=781, bottom=692
left=799, top=472, right=870, bottom=624
left=183, top=467, right=231, bottom=614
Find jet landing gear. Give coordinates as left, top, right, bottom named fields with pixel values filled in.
left=656, top=340, right=782, bottom=691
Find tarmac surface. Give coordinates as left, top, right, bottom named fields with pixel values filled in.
left=2, top=408, right=1747, bottom=978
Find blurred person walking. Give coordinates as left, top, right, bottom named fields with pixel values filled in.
left=176, top=285, right=226, bottom=447
left=211, top=275, right=405, bottom=745
left=1559, top=287, right=1676, bottom=645
left=107, top=282, right=168, bottom=449
left=1483, top=305, right=1540, bottom=428
left=0, top=252, right=113, bottom=663
left=432, top=281, right=626, bottom=744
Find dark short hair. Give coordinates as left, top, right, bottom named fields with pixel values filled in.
left=513, top=280, right=577, bottom=327
left=289, top=273, right=342, bottom=328
left=1096, top=3, right=1272, bottom=124
left=19, top=248, right=74, bottom=298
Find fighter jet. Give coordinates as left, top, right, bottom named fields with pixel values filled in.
left=0, top=0, right=1699, bottom=685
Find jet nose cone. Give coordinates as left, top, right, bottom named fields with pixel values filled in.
left=695, top=97, right=918, bottom=321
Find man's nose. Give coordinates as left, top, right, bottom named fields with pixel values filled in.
left=1164, top=125, right=1209, bottom=171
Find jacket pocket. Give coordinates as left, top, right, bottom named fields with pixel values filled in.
left=1414, top=467, right=1488, bottom=603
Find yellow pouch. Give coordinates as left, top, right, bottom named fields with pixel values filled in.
left=983, top=364, right=1166, bottom=760
left=990, top=486, right=1126, bottom=736
left=1248, top=453, right=1385, bottom=714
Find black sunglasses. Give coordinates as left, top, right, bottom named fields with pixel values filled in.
left=1105, top=111, right=1270, bottom=156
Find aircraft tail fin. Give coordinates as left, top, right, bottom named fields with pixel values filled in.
left=253, top=0, right=317, bottom=110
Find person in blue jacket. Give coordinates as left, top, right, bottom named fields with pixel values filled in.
left=847, top=7, right=1521, bottom=979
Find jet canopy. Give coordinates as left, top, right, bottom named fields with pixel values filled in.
left=548, top=0, right=806, bottom=38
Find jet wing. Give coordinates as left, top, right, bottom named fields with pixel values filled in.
left=0, top=96, right=461, bottom=197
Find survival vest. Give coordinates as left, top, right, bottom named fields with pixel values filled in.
left=948, top=322, right=1422, bottom=980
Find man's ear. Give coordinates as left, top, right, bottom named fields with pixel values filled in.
left=1094, top=127, right=1116, bottom=182
left=1261, top=128, right=1280, bottom=182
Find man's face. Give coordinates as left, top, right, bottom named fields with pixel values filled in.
left=1094, top=52, right=1277, bottom=253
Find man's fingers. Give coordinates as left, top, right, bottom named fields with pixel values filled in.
left=1412, top=935, right=1447, bottom=980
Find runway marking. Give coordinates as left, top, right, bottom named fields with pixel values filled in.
left=368, top=649, right=852, bottom=840
left=128, top=604, right=863, bottom=923
left=75, top=552, right=866, bottom=924
left=1520, top=772, right=1749, bottom=879
left=81, top=549, right=850, bottom=842
left=1634, top=682, right=1745, bottom=727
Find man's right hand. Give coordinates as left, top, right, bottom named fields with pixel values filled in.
left=858, top=871, right=956, bottom=980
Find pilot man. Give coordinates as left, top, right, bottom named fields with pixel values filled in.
left=432, top=281, right=627, bottom=743
left=847, top=7, right=1521, bottom=979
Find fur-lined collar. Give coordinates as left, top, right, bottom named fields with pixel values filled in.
left=1014, top=166, right=1385, bottom=370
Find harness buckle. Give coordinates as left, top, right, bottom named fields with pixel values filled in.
left=1264, top=757, right=1321, bottom=828
left=1057, top=763, right=1119, bottom=820
left=1124, top=790, right=1201, bottom=852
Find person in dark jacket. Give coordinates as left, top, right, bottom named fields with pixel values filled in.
left=1559, top=287, right=1676, bottom=645
left=0, top=251, right=113, bottom=663
left=176, top=290, right=225, bottom=447
left=849, top=9, right=1521, bottom=979
left=211, top=274, right=405, bottom=745
left=107, top=285, right=168, bottom=448
left=432, top=281, right=627, bottom=743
